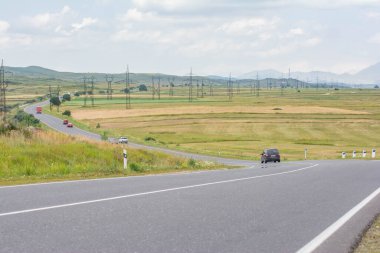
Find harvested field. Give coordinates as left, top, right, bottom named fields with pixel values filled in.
left=72, top=106, right=368, bottom=120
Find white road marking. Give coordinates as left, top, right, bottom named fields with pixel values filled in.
left=0, top=164, right=318, bottom=217
left=296, top=186, right=380, bottom=253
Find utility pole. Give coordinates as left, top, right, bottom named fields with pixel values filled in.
left=201, top=79, right=205, bottom=98
left=250, top=80, right=254, bottom=95
left=105, top=74, right=114, bottom=100
left=125, top=65, right=131, bottom=109
left=209, top=80, right=214, bottom=96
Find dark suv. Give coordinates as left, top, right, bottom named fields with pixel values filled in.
left=261, top=149, right=281, bottom=163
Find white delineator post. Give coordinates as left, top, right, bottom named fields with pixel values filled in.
left=304, top=148, right=307, bottom=160
left=342, top=152, right=346, bottom=159
left=352, top=150, right=356, bottom=158
left=372, top=149, right=376, bottom=159
left=123, top=149, right=128, bottom=169
left=363, top=150, right=366, bottom=158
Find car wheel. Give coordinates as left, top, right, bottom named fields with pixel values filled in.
left=278, top=160, right=281, bottom=163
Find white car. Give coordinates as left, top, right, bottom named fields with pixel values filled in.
left=118, top=137, right=128, bottom=144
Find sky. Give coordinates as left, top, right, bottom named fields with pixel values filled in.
left=0, top=0, right=380, bottom=76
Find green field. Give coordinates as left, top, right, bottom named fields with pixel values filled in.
left=50, top=87, right=380, bottom=161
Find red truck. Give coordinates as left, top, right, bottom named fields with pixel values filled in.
left=36, top=106, right=42, bottom=114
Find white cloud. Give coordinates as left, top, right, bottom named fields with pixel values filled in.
left=366, top=11, right=380, bottom=18
left=219, top=17, right=279, bottom=36
left=71, top=17, right=98, bottom=32
left=0, top=20, right=10, bottom=33
left=369, top=33, right=380, bottom=43
left=27, top=5, right=71, bottom=29
left=288, top=28, right=304, bottom=36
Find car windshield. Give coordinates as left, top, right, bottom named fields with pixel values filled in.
left=267, top=149, right=279, bottom=155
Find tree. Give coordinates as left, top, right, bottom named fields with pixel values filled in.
left=123, top=88, right=130, bottom=94
left=50, top=96, right=61, bottom=111
left=375, top=85, right=379, bottom=89
left=139, top=84, right=148, bottom=91
left=62, top=94, right=71, bottom=101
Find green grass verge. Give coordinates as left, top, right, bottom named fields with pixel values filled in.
left=0, top=129, right=224, bottom=186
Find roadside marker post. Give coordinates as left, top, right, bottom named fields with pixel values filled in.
left=362, top=150, right=366, bottom=158
left=342, top=152, right=346, bottom=159
left=352, top=150, right=356, bottom=158
left=372, top=149, right=376, bottom=159
left=123, top=149, right=128, bottom=169
left=304, top=148, right=307, bottom=160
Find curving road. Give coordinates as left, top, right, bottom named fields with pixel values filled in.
left=0, top=101, right=376, bottom=253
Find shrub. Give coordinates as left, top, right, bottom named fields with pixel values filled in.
left=139, top=84, right=148, bottom=91
left=129, top=163, right=144, bottom=172
left=96, top=123, right=100, bottom=128
left=13, top=111, right=40, bottom=127
left=187, top=158, right=196, bottom=167
left=101, top=131, right=108, bottom=141
left=74, top=92, right=81, bottom=97
left=375, top=85, right=379, bottom=89
left=62, top=94, right=71, bottom=101
left=144, top=136, right=156, bottom=142
left=62, top=110, right=71, bottom=117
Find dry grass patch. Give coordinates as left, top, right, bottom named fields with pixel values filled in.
left=72, top=106, right=368, bottom=120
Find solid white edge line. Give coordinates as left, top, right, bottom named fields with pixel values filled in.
left=0, top=164, right=318, bottom=217
left=296, top=186, right=380, bottom=253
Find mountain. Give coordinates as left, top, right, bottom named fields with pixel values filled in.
left=239, top=62, right=380, bottom=85
left=355, top=62, right=380, bottom=83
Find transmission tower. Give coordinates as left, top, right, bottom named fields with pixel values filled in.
left=105, top=74, right=114, bottom=100
left=82, top=76, right=88, bottom=107
left=209, top=80, right=214, bottom=96
left=125, top=66, right=131, bottom=109
left=228, top=73, right=233, bottom=101
left=0, top=60, right=9, bottom=123
left=201, top=79, right=205, bottom=98
left=256, top=73, right=260, bottom=97
left=188, top=68, right=193, bottom=102
left=196, top=80, right=200, bottom=97
left=89, top=76, right=95, bottom=107
left=56, top=85, right=61, bottom=112
left=48, top=84, right=52, bottom=111
left=168, top=76, right=175, bottom=96
left=152, top=76, right=161, bottom=100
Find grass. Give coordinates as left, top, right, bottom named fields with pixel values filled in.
left=0, top=128, right=223, bottom=186
left=354, top=214, right=380, bottom=253
left=52, top=88, right=380, bottom=160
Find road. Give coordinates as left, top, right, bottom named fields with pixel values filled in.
left=0, top=102, right=375, bottom=253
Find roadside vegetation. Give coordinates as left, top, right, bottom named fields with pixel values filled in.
left=0, top=114, right=222, bottom=186
left=354, top=214, right=380, bottom=253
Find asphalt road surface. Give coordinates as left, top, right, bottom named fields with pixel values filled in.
left=1, top=102, right=375, bottom=253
